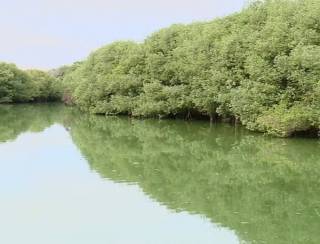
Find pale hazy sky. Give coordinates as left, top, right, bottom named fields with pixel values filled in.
left=0, top=0, right=246, bottom=69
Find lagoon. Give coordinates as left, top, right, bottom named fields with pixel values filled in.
left=0, top=104, right=319, bottom=244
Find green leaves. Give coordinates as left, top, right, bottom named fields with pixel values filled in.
left=61, top=0, right=320, bottom=137
left=27, top=69, right=61, bottom=101
left=257, top=103, right=318, bottom=137
left=0, top=62, right=62, bottom=104
left=0, top=63, right=33, bottom=103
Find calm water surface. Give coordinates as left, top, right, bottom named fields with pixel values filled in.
left=0, top=104, right=319, bottom=244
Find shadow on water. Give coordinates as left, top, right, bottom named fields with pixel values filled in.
left=1, top=104, right=320, bottom=244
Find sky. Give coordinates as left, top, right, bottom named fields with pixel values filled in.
left=0, top=0, right=246, bottom=70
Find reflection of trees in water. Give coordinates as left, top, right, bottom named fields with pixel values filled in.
left=1, top=105, right=320, bottom=244
left=0, top=104, right=65, bottom=142
left=69, top=115, right=320, bottom=244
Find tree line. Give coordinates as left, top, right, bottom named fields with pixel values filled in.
left=0, top=63, right=61, bottom=103
left=1, top=0, right=320, bottom=137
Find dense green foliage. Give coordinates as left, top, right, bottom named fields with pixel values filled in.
left=1, top=0, right=319, bottom=137
left=0, top=63, right=33, bottom=103
left=26, top=70, right=61, bottom=101
left=62, top=0, right=320, bottom=137
left=0, top=62, right=61, bottom=103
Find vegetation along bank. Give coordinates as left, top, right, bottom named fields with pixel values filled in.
left=1, top=0, right=320, bottom=137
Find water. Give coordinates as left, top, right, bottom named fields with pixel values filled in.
left=0, top=104, right=319, bottom=244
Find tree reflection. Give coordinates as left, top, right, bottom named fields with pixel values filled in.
left=0, top=104, right=65, bottom=142
left=69, top=114, right=320, bottom=244
left=1, top=105, right=319, bottom=244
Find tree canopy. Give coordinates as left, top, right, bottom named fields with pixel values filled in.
left=1, top=0, right=319, bottom=137
left=0, top=63, right=61, bottom=103
left=60, top=0, right=320, bottom=137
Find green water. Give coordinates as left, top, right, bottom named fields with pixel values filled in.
left=0, top=104, right=319, bottom=244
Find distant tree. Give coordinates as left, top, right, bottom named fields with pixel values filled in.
left=27, top=69, right=61, bottom=101
left=0, top=62, right=33, bottom=103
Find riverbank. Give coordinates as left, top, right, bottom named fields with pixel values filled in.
left=58, top=0, right=320, bottom=137
left=1, top=0, right=319, bottom=138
